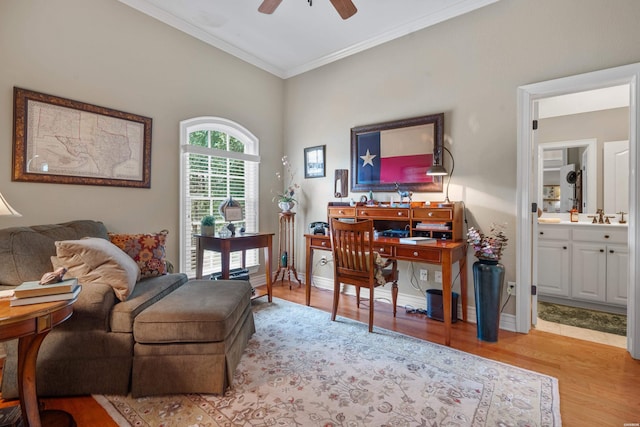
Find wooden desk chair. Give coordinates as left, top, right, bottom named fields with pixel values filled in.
left=329, top=218, right=399, bottom=332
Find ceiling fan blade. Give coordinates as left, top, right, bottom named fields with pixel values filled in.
left=329, top=0, right=357, bottom=19
left=258, top=0, right=283, bottom=14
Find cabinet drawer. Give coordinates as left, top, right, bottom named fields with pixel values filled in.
left=310, top=237, right=331, bottom=250
left=537, top=225, right=570, bottom=240
left=572, top=228, right=627, bottom=244
left=396, top=246, right=442, bottom=263
left=328, top=207, right=356, bottom=218
left=412, top=208, right=453, bottom=221
left=357, top=208, right=409, bottom=219
left=372, top=244, right=393, bottom=257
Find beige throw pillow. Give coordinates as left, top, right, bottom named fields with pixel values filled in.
left=55, top=237, right=141, bottom=301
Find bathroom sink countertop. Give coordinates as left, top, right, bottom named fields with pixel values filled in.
left=538, top=219, right=628, bottom=227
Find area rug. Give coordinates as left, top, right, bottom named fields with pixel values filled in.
left=95, top=298, right=561, bottom=426
left=538, top=301, right=627, bottom=336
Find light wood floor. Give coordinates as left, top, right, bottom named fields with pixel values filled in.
left=2, top=283, right=639, bottom=426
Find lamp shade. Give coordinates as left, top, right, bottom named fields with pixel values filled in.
left=426, top=146, right=455, bottom=204
left=0, top=191, right=21, bottom=216
left=426, top=163, right=448, bottom=176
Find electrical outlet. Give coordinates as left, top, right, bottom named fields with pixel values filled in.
left=319, top=256, right=328, bottom=266
left=434, top=271, right=442, bottom=283
left=507, top=281, right=516, bottom=295
left=419, top=269, right=428, bottom=281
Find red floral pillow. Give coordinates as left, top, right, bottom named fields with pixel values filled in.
left=108, top=230, right=168, bottom=278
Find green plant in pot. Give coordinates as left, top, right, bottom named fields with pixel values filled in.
left=201, top=215, right=216, bottom=236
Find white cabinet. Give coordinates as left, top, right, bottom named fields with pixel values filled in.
left=605, top=244, right=629, bottom=305
left=537, top=226, right=571, bottom=297
left=537, top=224, right=628, bottom=307
left=571, top=242, right=607, bottom=302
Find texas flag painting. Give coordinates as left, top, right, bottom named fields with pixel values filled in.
left=356, top=125, right=435, bottom=185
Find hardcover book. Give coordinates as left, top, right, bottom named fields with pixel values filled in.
left=13, top=278, right=79, bottom=299
left=10, top=285, right=81, bottom=307
left=398, top=236, right=435, bottom=245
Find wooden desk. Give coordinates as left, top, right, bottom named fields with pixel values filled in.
left=0, top=298, right=77, bottom=427
left=305, top=234, right=467, bottom=346
left=195, top=233, right=274, bottom=302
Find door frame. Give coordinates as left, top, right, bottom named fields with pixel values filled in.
left=516, top=63, right=639, bottom=358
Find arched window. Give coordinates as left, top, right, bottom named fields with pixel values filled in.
left=179, top=117, right=260, bottom=277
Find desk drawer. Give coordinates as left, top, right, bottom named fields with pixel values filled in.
left=310, top=237, right=331, bottom=250
left=328, top=207, right=356, bottom=218
left=372, top=244, right=393, bottom=257
left=396, top=246, right=442, bottom=263
left=412, top=208, right=454, bottom=221
left=357, top=208, right=409, bottom=220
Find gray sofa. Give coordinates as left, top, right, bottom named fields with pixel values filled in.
left=0, top=220, right=255, bottom=398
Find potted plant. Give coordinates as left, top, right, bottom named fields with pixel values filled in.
left=272, top=155, right=300, bottom=212
left=201, top=215, right=216, bottom=236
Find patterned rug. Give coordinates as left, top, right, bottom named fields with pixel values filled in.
left=95, top=298, right=561, bottom=426
left=538, top=301, right=627, bottom=336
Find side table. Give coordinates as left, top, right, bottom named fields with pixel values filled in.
left=0, top=298, right=77, bottom=427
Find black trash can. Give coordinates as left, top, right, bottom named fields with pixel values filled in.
left=426, top=289, right=459, bottom=322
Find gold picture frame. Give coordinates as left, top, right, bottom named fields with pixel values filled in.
left=12, top=87, right=152, bottom=188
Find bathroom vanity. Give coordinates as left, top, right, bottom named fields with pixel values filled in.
left=537, top=219, right=628, bottom=313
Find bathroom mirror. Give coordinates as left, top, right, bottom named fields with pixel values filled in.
left=538, top=140, right=597, bottom=214
left=536, top=85, right=630, bottom=216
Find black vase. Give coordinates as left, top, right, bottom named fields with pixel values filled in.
left=473, top=258, right=505, bottom=342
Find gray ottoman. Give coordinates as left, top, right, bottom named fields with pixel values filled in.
left=131, top=279, right=255, bottom=397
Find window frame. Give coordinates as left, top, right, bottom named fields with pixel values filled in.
left=179, top=117, right=260, bottom=277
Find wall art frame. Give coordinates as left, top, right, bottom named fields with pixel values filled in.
left=350, top=113, right=444, bottom=192
left=304, top=144, right=326, bottom=178
left=12, top=87, right=152, bottom=188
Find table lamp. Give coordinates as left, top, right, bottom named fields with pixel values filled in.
left=426, top=146, right=454, bottom=207
left=0, top=191, right=21, bottom=216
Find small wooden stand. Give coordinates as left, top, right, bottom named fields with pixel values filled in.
left=274, top=212, right=302, bottom=288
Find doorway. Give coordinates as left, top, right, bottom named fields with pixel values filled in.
left=516, top=63, right=640, bottom=359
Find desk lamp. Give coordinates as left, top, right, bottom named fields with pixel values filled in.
left=426, top=146, right=454, bottom=207
left=219, top=197, right=243, bottom=235
left=0, top=191, right=21, bottom=216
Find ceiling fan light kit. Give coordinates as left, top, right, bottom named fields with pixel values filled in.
left=258, top=0, right=357, bottom=20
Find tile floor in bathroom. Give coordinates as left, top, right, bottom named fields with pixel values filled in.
left=535, top=317, right=627, bottom=348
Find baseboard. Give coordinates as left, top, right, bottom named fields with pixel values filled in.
left=251, top=273, right=517, bottom=333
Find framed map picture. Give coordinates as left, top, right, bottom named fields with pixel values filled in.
left=12, top=87, right=152, bottom=188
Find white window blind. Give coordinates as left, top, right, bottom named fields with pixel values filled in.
left=179, top=118, right=260, bottom=278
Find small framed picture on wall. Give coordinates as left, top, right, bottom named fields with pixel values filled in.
left=304, top=145, right=326, bottom=178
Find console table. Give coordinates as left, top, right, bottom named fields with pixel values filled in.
left=305, top=234, right=467, bottom=346
left=195, top=233, right=274, bottom=302
left=0, top=298, right=77, bottom=427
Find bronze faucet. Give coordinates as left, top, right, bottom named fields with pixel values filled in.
left=617, top=211, right=628, bottom=224
left=588, top=209, right=605, bottom=224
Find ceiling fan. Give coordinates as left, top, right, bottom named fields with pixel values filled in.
left=258, top=0, right=357, bottom=20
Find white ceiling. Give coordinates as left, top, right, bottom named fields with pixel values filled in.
left=119, top=0, right=498, bottom=79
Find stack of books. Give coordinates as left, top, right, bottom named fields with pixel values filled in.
left=10, top=278, right=80, bottom=307
left=415, top=222, right=450, bottom=230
